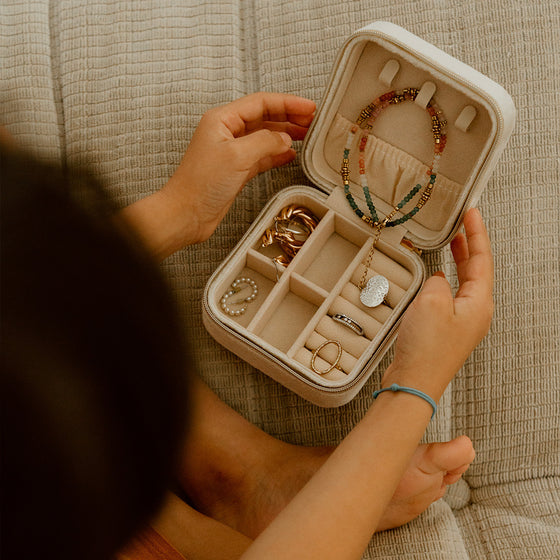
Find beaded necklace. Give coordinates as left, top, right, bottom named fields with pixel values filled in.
left=340, top=88, right=448, bottom=307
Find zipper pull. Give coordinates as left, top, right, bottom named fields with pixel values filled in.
left=400, top=238, right=422, bottom=256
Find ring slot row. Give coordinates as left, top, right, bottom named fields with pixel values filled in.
left=329, top=296, right=383, bottom=339
left=286, top=215, right=376, bottom=359
left=294, top=347, right=347, bottom=381
left=305, top=331, right=358, bottom=374
left=349, top=263, right=406, bottom=309
left=287, top=217, right=416, bottom=380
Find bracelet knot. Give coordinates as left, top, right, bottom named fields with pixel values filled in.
left=372, top=383, right=437, bottom=420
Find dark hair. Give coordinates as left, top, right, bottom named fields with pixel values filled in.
left=1, top=147, right=190, bottom=560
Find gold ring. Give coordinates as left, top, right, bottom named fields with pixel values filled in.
left=261, top=205, right=320, bottom=266
left=310, top=340, right=342, bottom=375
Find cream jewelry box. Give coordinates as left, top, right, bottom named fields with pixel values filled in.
left=202, top=21, right=515, bottom=407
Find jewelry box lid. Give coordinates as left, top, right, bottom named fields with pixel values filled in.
left=302, top=21, right=515, bottom=250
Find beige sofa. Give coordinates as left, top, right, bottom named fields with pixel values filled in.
left=2, top=1, right=559, bottom=557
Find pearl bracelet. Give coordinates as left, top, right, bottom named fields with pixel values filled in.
left=220, top=277, right=258, bottom=316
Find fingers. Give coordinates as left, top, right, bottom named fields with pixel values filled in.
left=450, top=232, right=469, bottom=285
left=255, top=147, right=297, bottom=175
left=244, top=120, right=310, bottom=141
left=418, top=272, right=453, bottom=301
left=455, top=208, right=493, bottom=302
left=210, top=92, right=316, bottom=137
left=232, top=128, right=296, bottom=176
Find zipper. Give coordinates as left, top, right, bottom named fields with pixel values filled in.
left=400, top=238, right=422, bottom=256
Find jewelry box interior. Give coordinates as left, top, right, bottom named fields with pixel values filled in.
left=206, top=32, right=500, bottom=392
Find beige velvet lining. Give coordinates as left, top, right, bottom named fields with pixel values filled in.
left=339, top=283, right=393, bottom=324
left=349, top=264, right=406, bottom=308
left=324, top=113, right=463, bottom=230
left=335, top=42, right=494, bottom=185
left=209, top=185, right=424, bottom=387
left=314, top=315, right=371, bottom=357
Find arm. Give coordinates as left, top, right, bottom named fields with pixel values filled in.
left=241, top=209, right=493, bottom=559
left=119, top=92, right=316, bottom=261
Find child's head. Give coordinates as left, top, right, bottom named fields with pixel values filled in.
left=1, top=147, right=191, bottom=560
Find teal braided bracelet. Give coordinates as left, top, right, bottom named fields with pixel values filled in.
left=372, top=383, right=437, bottom=420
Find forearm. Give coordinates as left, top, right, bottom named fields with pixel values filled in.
left=241, top=380, right=434, bottom=560
left=118, top=182, right=199, bottom=262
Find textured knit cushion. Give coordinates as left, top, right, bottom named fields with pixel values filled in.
left=2, top=1, right=559, bottom=557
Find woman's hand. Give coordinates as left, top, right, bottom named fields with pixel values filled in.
left=120, top=92, right=315, bottom=260
left=382, top=208, right=494, bottom=401
left=166, top=92, right=315, bottom=244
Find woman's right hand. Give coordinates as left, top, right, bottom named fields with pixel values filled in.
left=382, top=208, right=494, bottom=402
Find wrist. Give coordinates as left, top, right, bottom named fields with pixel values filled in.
left=119, top=185, right=202, bottom=262
left=381, top=362, right=446, bottom=404
left=159, top=178, right=203, bottom=246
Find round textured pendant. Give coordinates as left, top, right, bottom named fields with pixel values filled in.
left=360, top=275, right=389, bottom=308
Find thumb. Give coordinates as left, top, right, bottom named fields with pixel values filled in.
left=420, top=271, right=453, bottom=299
left=234, top=129, right=294, bottom=175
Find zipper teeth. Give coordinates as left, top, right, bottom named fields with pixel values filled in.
left=202, top=293, right=371, bottom=394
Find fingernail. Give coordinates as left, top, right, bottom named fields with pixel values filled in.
left=279, top=132, right=292, bottom=147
